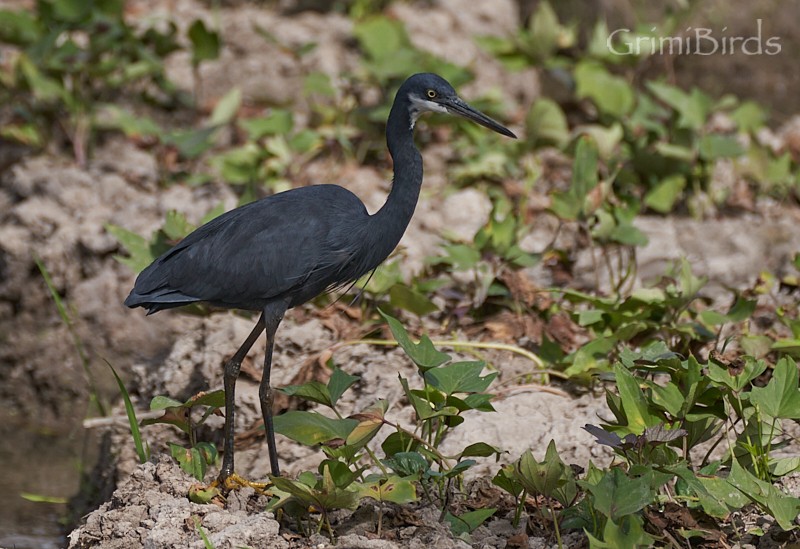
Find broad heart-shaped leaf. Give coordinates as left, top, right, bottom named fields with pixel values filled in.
left=599, top=514, right=654, bottom=548
left=279, top=381, right=333, bottom=408
left=586, top=467, right=653, bottom=522
left=358, top=476, right=417, bottom=505
left=270, top=472, right=359, bottom=513
left=424, top=361, right=497, bottom=396
left=399, top=376, right=459, bottom=421
left=382, top=451, right=429, bottom=478
left=328, top=367, right=360, bottom=406
left=185, top=390, right=225, bottom=409
left=187, top=19, right=220, bottom=65
left=142, top=404, right=190, bottom=433
left=209, top=87, right=241, bottom=126
left=493, top=465, right=524, bottom=498
left=106, top=223, right=154, bottom=274
left=273, top=411, right=357, bottom=446
left=149, top=395, right=184, bottom=410
left=459, top=442, right=502, bottom=460
left=614, top=363, right=661, bottom=434
left=381, top=431, right=419, bottom=458
left=445, top=508, right=496, bottom=537
left=379, top=309, right=450, bottom=372
left=169, top=443, right=207, bottom=481
left=668, top=463, right=741, bottom=518
left=389, top=283, right=439, bottom=316
left=644, top=174, right=685, bottom=214
left=550, top=136, right=598, bottom=221
left=526, top=97, right=569, bottom=147
left=345, top=400, right=388, bottom=449
left=728, top=458, right=800, bottom=530
left=750, top=357, right=800, bottom=419
left=574, top=60, right=634, bottom=118
left=706, top=356, right=766, bottom=392
left=513, top=441, right=565, bottom=499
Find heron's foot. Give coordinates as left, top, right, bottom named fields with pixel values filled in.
left=213, top=472, right=272, bottom=495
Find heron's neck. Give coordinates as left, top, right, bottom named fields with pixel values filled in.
left=369, top=97, right=423, bottom=255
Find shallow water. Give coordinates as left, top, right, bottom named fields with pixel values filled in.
left=0, top=415, right=95, bottom=549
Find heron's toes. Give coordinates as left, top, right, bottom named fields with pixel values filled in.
left=215, top=472, right=272, bottom=495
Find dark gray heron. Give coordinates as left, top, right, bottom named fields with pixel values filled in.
left=125, top=73, right=516, bottom=485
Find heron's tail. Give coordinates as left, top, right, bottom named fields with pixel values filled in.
left=124, top=287, right=199, bottom=314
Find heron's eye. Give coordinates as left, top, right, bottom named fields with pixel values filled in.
left=426, top=89, right=437, bottom=99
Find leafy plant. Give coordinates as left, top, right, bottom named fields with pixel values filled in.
left=142, top=391, right=225, bottom=481
left=268, top=310, right=502, bottom=537
left=0, top=0, right=210, bottom=163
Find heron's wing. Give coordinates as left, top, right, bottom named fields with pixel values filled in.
left=128, top=186, right=370, bottom=310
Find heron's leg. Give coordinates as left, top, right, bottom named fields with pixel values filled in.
left=260, top=300, right=289, bottom=477
left=218, top=313, right=266, bottom=485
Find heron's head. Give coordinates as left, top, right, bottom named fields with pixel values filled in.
left=401, top=73, right=516, bottom=138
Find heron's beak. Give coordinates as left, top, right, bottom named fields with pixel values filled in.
left=443, top=97, right=517, bottom=139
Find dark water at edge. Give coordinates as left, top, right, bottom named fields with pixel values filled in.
left=0, top=413, right=98, bottom=549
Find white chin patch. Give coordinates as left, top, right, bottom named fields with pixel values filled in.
left=409, top=95, right=449, bottom=129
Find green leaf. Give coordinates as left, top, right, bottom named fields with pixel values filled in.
left=750, top=357, right=800, bottom=419
left=241, top=110, right=294, bottom=140
left=460, top=442, right=502, bottom=460
left=382, top=451, right=428, bottom=477
left=444, top=508, right=496, bottom=537
left=149, top=395, right=184, bottom=410
left=280, top=381, right=333, bottom=407
left=615, top=363, right=660, bottom=434
left=209, top=88, right=241, bottom=126
left=772, top=339, right=800, bottom=357
left=162, top=210, right=195, bottom=241
left=19, top=55, right=65, bottom=102
left=270, top=469, right=360, bottom=512
left=706, top=357, right=766, bottom=392
left=345, top=400, right=387, bottom=448
left=189, top=484, right=220, bottom=504
left=424, top=361, right=496, bottom=395
left=601, top=514, right=654, bottom=548
left=577, top=123, right=623, bottom=159
left=492, top=466, right=524, bottom=498
left=353, top=16, right=408, bottom=62
left=728, top=458, right=800, bottom=530
left=513, top=441, right=565, bottom=499
left=647, top=82, right=710, bottom=130
left=550, top=136, right=599, bottom=221
left=699, top=134, right=744, bottom=160
left=587, top=467, right=653, bottom=521
left=170, top=443, right=207, bottom=481
left=731, top=101, right=767, bottom=133
left=328, top=367, right=359, bottom=406
left=105, top=360, right=148, bottom=463
left=526, top=98, right=568, bottom=147
left=303, top=71, right=335, bottom=97
left=0, top=9, right=41, bottom=45
left=359, top=476, right=417, bottom=504
left=379, top=309, right=450, bottom=371
left=574, top=60, right=634, bottom=117
left=644, top=174, right=686, bottom=213
left=273, top=411, right=357, bottom=445
left=435, top=244, right=481, bottom=270
left=163, top=127, right=217, bottom=159
left=524, top=1, right=562, bottom=59
left=668, top=464, right=740, bottom=518
left=389, top=283, right=439, bottom=316
left=187, top=19, right=220, bottom=65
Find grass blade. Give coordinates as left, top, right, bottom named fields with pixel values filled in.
left=104, top=359, right=149, bottom=464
